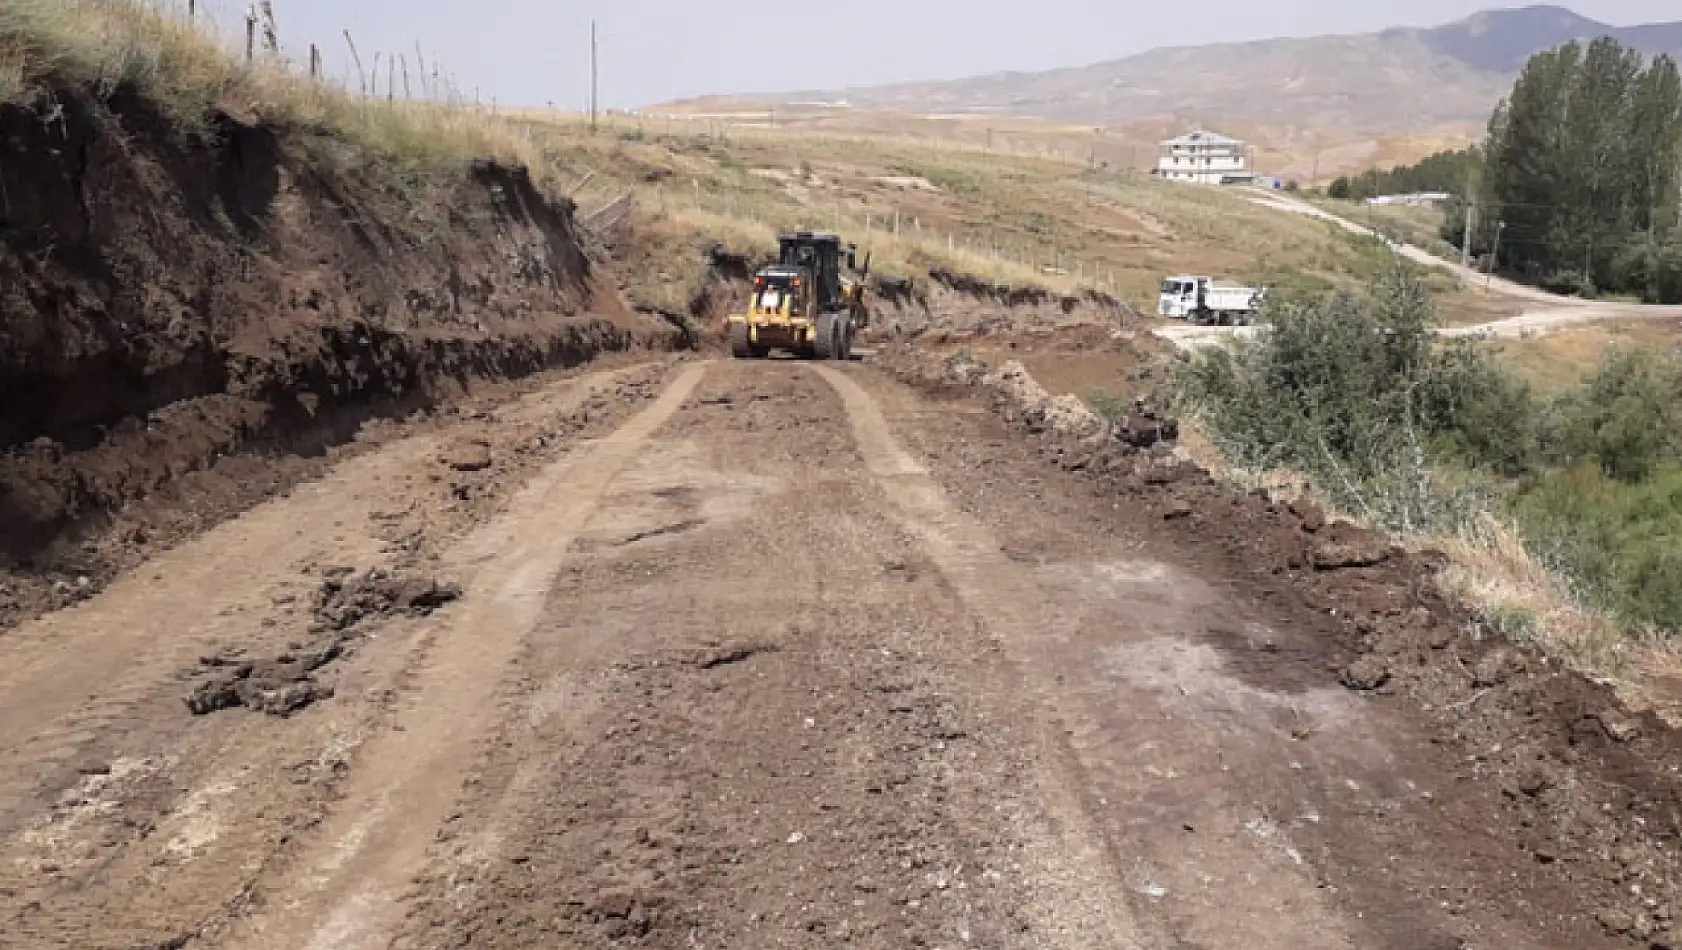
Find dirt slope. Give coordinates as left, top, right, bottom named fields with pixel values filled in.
left=0, top=89, right=678, bottom=628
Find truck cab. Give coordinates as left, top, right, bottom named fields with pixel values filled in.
left=1157, top=276, right=1205, bottom=320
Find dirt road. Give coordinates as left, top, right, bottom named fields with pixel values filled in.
left=0, top=355, right=1662, bottom=949
left=1236, top=191, right=1682, bottom=336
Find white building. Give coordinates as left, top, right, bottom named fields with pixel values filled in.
left=1155, top=129, right=1250, bottom=185
left=1365, top=192, right=1452, bottom=207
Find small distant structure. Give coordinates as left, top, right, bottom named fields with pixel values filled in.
left=1154, top=129, right=1250, bottom=185
left=1365, top=192, right=1452, bottom=207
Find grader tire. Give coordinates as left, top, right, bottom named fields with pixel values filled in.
left=813, top=313, right=840, bottom=361
left=729, top=323, right=763, bottom=359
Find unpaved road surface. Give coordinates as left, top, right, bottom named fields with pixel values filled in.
left=0, top=355, right=1663, bottom=949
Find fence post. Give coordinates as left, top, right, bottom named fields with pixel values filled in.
left=245, top=6, right=256, bottom=62
left=344, top=31, right=366, bottom=96
left=260, top=1, right=278, bottom=56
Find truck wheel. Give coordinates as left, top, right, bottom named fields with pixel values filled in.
left=813, top=313, right=839, bottom=360
left=838, top=318, right=854, bottom=361
left=729, top=323, right=764, bottom=359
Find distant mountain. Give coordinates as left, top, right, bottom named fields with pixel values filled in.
left=1416, top=5, right=1682, bottom=71
left=769, top=5, right=1682, bottom=132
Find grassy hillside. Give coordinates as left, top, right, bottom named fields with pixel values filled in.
left=529, top=112, right=1497, bottom=324
left=642, top=100, right=1482, bottom=184
left=0, top=0, right=558, bottom=178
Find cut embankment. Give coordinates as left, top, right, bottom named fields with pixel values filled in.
left=0, top=87, right=679, bottom=628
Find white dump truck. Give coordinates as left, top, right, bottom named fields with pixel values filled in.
left=1157, top=276, right=1266, bottom=325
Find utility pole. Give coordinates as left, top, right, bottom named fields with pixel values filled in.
left=1461, top=200, right=1476, bottom=271
left=1487, top=220, right=1505, bottom=288
left=590, top=20, right=598, bottom=133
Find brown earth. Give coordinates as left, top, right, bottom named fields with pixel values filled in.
left=0, top=341, right=1678, bottom=950
left=0, top=88, right=680, bottom=632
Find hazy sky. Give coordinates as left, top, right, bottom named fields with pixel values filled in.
left=212, top=1, right=1680, bottom=109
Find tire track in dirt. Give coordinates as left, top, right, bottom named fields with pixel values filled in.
left=814, top=365, right=1549, bottom=950
left=389, top=362, right=1131, bottom=950
left=0, top=364, right=676, bottom=950
left=809, top=363, right=1151, bottom=946
left=0, top=433, right=443, bottom=834
left=217, top=362, right=709, bottom=950
left=0, top=365, right=665, bottom=839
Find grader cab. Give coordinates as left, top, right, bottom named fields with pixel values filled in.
left=727, top=232, right=870, bottom=360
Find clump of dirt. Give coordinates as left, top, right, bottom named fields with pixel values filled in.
left=1113, top=399, right=1180, bottom=449
left=312, top=567, right=462, bottom=632
left=441, top=439, right=495, bottom=473
left=0, top=87, right=677, bottom=632
left=184, top=566, right=460, bottom=717
left=982, top=360, right=1106, bottom=439
left=186, top=645, right=342, bottom=718
left=896, top=346, right=1176, bottom=453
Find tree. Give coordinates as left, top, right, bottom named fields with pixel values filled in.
left=1326, top=148, right=1480, bottom=204
left=1470, top=40, right=1682, bottom=298
left=1628, top=55, right=1682, bottom=244
left=1485, top=43, right=1580, bottom=286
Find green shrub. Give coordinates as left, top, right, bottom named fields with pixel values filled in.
left=1542, top=347, right=1682, bottom=482
left=1514, top=464, right=1682, bottom=633
left=1170, top=260, right=1532, bottom=532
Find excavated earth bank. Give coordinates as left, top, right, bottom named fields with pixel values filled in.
left=0, top=88, right=677, bottom=627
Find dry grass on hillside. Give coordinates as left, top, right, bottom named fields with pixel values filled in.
left=0, top=0, right=554, bottom=180
left=644, top=98, right=1481, bottom=182
left=553, top=112, right=1465, bottom=313
left=1479, top=319, right=1682, bottom=393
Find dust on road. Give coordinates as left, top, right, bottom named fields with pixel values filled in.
left=0, top=355, right=1660, bottom=950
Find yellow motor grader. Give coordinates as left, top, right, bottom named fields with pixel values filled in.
left=727, top=232, right=870, bottom=359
